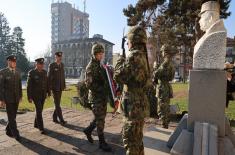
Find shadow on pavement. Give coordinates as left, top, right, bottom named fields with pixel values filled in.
left=19, top=136, right=76, bottom=155
left=46, top=125, right=125, bottom=155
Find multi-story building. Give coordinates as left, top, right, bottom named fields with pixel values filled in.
left=50, top=2, right=114, bottom=79
left=51, top=1, right=89, bottom=44
left=51, top=34, right=114, bottom=78
left=226, top=36, right=235, bottom=63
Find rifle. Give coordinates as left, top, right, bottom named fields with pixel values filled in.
left=113, top=28, right=127, bottom=114
left=121, top=28, right=126, bottom=59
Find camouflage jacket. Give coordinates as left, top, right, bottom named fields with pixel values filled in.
left=48, top=62, right=66, bottom=92
left=153, top=58, right=175, bottom=99
left=114, top=48, right=149, bottom=119
left=27, top=69, right=49, bottom=101
left=85, top=58, right=109, bottom=103
left=0, top=68, right=22, bottom=103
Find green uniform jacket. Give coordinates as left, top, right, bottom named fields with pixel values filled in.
left=114, top=49, right=149, bottom=120
left=0, top=68, right=22, bottom=103
left=48, top=62, right=66, bottom=91
left=27, top=69, right=49, bottom=101
left=153, top=59, right=175, bottom=100
left=85, top=58, right=109, bottom=103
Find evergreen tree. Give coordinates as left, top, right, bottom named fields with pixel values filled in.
left=0, top=12, right=11, bottom=68
left=11, top=26, right=30, bottom=74
left=123, top=0, right=231, bottom=82
left=123, top=0, right=166, bottom=26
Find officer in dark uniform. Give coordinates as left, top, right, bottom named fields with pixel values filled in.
left=27, top=58, right=49, bottom=134
left=0, top=55, right=22, bottom=141
left=48, top=51, right=66, bottom=124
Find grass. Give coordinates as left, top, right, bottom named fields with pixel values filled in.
left=18, top=83, right=235, bottom=120
left=171, top=83, right=189, bottom=113
left=19, top=85, right=113, bottom=112
left=19, top=85, right=82, bottom=112
left=170, top=82, right=235, bottom=120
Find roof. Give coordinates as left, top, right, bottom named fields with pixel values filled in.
left=227, top=37, right=235, bottom=47
left=54, top=37, right=115, bottom=46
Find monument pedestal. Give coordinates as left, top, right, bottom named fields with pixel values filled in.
left=168, top=70, right=235, bottom=155
left=188, top=70, right=226, bottom=136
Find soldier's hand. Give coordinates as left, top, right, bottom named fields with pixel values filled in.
left=28, top=99, right=33, bottom=103
left=117, top=56, right=125, bottom=63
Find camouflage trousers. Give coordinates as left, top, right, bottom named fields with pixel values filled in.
left=91, top=101, right=107, bottom=136
left=158, top=98, right=170, bottom=128
left=123, top=118, right=144, bottom=155
left=121, top=91, right=146, bottom=155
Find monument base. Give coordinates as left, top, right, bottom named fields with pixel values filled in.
left=167, top=70, right=235, bottom=155
left=188, top=70, right=226, bottom=137
left=168, top=115, right=235, bottom=155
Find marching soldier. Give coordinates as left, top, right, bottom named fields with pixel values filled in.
left=114, top=26, right=149, bottom=155
left=153, top=44, right=175, bottom=129
left=48, top=51, right=66, bottom=125
left=0, top=55, right=22, bottom=141
left=27, top=58, right=49, bottom=134
left=84, top=43, right=112, bottom=152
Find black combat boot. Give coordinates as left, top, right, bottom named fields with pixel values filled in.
left=83, top=121, right=96, bottom=143
left=162, top=122, right=169, bottom=129
left=98, top=134, right=112, bottom=152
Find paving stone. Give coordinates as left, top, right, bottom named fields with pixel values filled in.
left=0, top=108, right=171, bottom=155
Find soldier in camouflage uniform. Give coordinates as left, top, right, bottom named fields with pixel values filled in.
left=0, top=55, right=22, bottom=141
left=48, top=51, right=66, bottom=125
left=83, top=43, right=111, bottom=152
left=27, top=58, right=49, bottom=134
left=153, top=44, right=175, bottom=129
left=114, top=26, right=149, bottom=155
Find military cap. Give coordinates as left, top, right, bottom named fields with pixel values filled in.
left=127, top=25, right=147, bottom=44
left=160, top=44, right=177, bottom=55
left=92, top=43, right=104, bottom=56
left=199, top=1, right=220, bottom=16
left=35, top=58, right=45, bottom=64
left=55, top=51, right=63, bottom=57
left=6, top=55, right=17, bottom=61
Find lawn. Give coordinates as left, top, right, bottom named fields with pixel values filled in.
left=19, top=85, right=113, bottom=112
left=170, top=83, right=235, bottom=120
left=18, top=83, right=235, bottom=120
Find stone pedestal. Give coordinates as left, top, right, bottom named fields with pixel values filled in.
left=167, top=69, right=235, bottom=155
left=187, top=70, right=226, bottom=136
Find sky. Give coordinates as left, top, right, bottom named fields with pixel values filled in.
left=0, top=0, right=234, bottom=61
